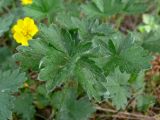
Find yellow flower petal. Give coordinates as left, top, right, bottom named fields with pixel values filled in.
left=12, top=17, right=38, bottom=46
left=21, top=0, right=32, bottom=5
left=24, top=17, right=34, bottom=25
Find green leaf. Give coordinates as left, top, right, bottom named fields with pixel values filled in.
left=0, top=14, right=14, bottom=37
left=131, top=71, right=145, bottom=92
left=0, top=47, right=16, bottom=71
left=103, top=33, right=152, bottom=74
left=75, top=63, right=100, bottom=101
left=23, top=0, right=64, bottom=20
left=91, top=21, right=115, bottom=36
left=105, top=68, right=130, bottom=110
left=81, top=0, right=149, bottom=18
left=118, top=45, right=152, bottom=73
left=0, top=93, right=13, bottom=120
left=136, top=95, right=155, bottom=112
left=39, top=24, right=66, bottom=53
left=56, top=15, right=115, bottom=39
left=56, top=14, right=91, bottom=38
left=14, top=39, right=47, bottom=70
left=52, top=88, right=95, bottom=120
left=142, top=29, right=160, bottom=53
left=35, top=85, right=50, bottom=108
left=38, top=49, right=66, bottom=81
left=0, top=69, right=26, bottom=93
left=45, top=61, right=75, bottom=92
left=0, top=47, right=11, bottom=64
left=0, top=69, right=26, bottom=120
left=92, top=0, right=104, bottom=12
left=124, top=1, right=149, bottom=14
left=13, top=93, right=35, bottom=120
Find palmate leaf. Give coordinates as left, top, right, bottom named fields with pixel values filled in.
left=81, top=0, right=149, bottom=18
left=118, top=45, right=152, bottom=73
left=56, top=14, right=89, bottom=38
left=104, top=68, right=130, bottom=109
left=51, top=88, right=95, bottom=120
left=0, top=70, right=26, bottom=120
left=38, top=25, right=75, bottom=91
left=0, top=93, right=13, bottom=120
left=56, top=15, right=115, bottom=40
left=39, top=24, right=67, bottom=53
left=94, top=33, right=153, bottom=74
left=23, top=0, right=64, bottom=20
left=14, top=39, right=48, bottom=70
left=75, top=59, right=106, bottom=101
left=0, top=69, right=26, bottom=93
left=13, top=93, right=35, bottom=120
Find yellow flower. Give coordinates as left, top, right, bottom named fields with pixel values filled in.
left=21, top=0, right=33, bottom=5
left=12, top=17, right=38, bottom=46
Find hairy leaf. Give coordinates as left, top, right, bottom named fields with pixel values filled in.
left=23, top=0, right=63, bottom=20
left=102, top=34, right=152, bottom=74
left=142, top=29, right=160, bottom=53
left=13, top=93, right=35, bottom=120
left=105, top=68, right=130, bottom=109
left=52, top=88, right=95, bottom=120
left=0, top=93, right=13, bottom=120
left=0, top=70, right=26, bottom=120
left=0, top=69, right=26, bottom=93
left=81, top=0, right=149, bottom=18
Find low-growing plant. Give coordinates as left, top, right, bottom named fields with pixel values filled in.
left=0, top=0, right=160, bottom=120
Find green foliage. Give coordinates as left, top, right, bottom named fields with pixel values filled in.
left=81, top=0, right=149, bottom=18
left=52, top=88, right=95, bottom=120
left=0, top=47, right=11, bottom=64
left=15, top=15, right=153, bottom=113
left=136, top=95, right=155, bottom=112
left=56, top=15, right=115, bottom=39
left=1, top=0, right=160, bottom=119
left=0, top=70, right=26, bottom=120
left=0, top=0, right=13, bottom=13
left=131, top=71, right=145, bottom=91
left=0, top=14, right=14, bottom=37
left=105, top=68, right=130, bottom=109
left=16, top=23, right=107, bottom=100
left=141, top=28, right=160, bottom=53
left=13, top=92, right=35, bottom=120
left=14, top=39, right=47, bottom=70
left=0, top=70, right=26, bottom=93
left=0, top=46, right=26, bottom=120
left=23, top=0, right=64, bottom=20
left=138, top=14, right=159, bottom=33
left=75, top=61, right=105, bottom=101
left=94, top=33, right=152, bottom=74
left=0, top=93, right=13, bottom=120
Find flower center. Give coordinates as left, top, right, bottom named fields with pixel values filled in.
left=22, top=30, right=32, bottom=39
